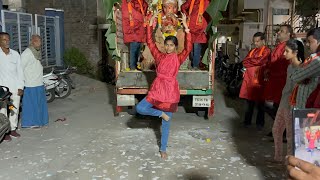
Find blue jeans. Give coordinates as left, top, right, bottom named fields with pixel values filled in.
left=136, top=97, right=173, bottom=152
left=191, top=43, right=202, bottom=68
left=129, top=42, right=142, bottom=70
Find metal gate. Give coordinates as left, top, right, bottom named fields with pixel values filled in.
left=1, top=10, right=32, bottom=54
left=35, top=14, right=61, bottom=67
left=0, top=10, right=61, bottom=67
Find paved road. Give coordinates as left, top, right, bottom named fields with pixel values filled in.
left=0, top=75, right=286, bottom=180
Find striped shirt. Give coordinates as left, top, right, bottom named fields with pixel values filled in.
left=291, top=53, right=320, bottom=108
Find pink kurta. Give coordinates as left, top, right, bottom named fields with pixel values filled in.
left=145, top=26, right=192, bottom=112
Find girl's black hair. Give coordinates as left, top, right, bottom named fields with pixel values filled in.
left=164, top=36, right=178, bottom=46
left=286, top=39, right=305, bottom=62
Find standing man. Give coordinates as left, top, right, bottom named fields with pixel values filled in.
left=181, top=0, right=211, bottom=70
left=239, top=32, right=271, bottom=130
left=121, top=0, right=148, bottom=70
left=264, top=25, right=292, bottom=112
left=290, top=28, right=320, bottom=108
left=21, top=35, right=49, bottom=128
left=0, top=32, right=24, bottom=141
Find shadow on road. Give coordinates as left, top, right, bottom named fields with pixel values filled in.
left=126, top=115, right=163, bottom=149
left=182, top=171, right=213, bottom=180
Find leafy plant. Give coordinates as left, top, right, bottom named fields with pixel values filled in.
left=63, top=47, right=93, bottom=75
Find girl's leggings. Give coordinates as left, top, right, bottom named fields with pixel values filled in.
left=136, top=97, right=173, bottom=152
left=272, top=108, right=293, bottom=161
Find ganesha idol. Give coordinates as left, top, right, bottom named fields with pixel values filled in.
left=141, top=0, right=189, bottom=70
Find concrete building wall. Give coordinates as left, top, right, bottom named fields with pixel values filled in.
left=243, top=0, right=265, bottom=9
left=25, top=0, right=102, bottom=70
left=3, top=0, right=25, bottom=11
left=237, top=0, right=292, bottom=48
left=240, top=22, right=265, bottom=49
left=268, top=0, right=291, bottom=25
left=235, top=0, right=269, bottom=49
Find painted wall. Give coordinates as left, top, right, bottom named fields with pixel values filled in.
left=25, top=0, right=101, bottom=69
left=239, top=22, right=265, bottom=49
left=3, top=0, right=25, bottom=11
left=269, top=0, right=291, bottom=25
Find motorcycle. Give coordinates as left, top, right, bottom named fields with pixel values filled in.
left=43, top=69, right=60, bottom=103
left=227, top=65, right=245, bottom=96
left=216, top=55, right=230, bottom=81
left=43, top=66, right=75, bottom=103
left=53, top=66, right=76, bottom=89
left=0, top=86, right=14, bottom=142
left=53, top=66, right=75, bottom=99
left=223, top=62, right=236, bottom=85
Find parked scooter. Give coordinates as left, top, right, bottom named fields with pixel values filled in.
left=0, top=86, right=14, bottom=142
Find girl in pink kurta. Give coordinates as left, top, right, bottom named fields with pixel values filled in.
left=136, top=12, right=192, bottom=159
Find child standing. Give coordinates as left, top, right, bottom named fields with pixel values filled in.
left=272, top=39, right=305, bottom=162
left=136, top=12, right=192, bottom=159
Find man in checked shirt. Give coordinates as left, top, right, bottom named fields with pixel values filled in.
left=290, top=27, right=320, bottom=108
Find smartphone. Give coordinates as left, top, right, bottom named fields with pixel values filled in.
left=293, top=108, right=320, bottom=166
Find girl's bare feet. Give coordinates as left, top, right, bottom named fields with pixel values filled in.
left=160, top=151, right=168, bottom=159
left=161, top=112, right=170, bottom=121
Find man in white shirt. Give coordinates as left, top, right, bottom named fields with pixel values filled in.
left=21, top=35, right=48, bottom=128
left=0, top=32, right=24, bottom=141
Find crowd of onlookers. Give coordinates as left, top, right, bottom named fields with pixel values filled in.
left=238, top=26, right=320, bottom=179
